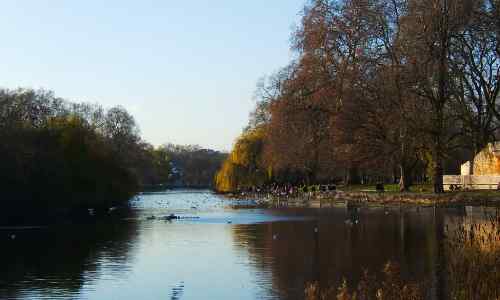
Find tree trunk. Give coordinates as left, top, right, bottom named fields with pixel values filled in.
left=468, top=154, right=474, bottom=175
left=433, top=140, right=445, bottom=193
left=347, top=166, right=361, bottom=185
left=433, top=0, right=449, bottom=194
left=399, top=164, right=412, bottom=192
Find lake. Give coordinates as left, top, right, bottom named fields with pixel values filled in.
left=0, top=190, right=495, bottom=300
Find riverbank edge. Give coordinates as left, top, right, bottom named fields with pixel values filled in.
left=331, top=191, right=500, bottom=207
left=219, top=190, right=500, bottom=208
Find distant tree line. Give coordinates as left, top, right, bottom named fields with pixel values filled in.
left=160, top=144, right=227, bottom=189
left=0, top=88, right=170, bottom=225
left=216, top=0, right=500, bottom=193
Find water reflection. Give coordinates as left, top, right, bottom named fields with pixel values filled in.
left=0, top=191, right=496, bottom=300
left=0, top=217, right=139, bottom=300
left=232, top=207, right=444, bottom=299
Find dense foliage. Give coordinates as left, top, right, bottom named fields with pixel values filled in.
left=217, top=0, right=500, bottom=193
left=0, top=88, right=169, bottom=225
left=215, top=127, right=267, bottom=192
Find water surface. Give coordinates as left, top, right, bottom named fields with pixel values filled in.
left=0, top=190, right=494, bottom=300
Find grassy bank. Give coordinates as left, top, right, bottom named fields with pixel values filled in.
left=226, top=184, right=500, bottom=208
left=337, top=185, right=500, bottom=207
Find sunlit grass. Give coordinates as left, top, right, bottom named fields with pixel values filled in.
left=446, top=211, right=500, bottom=299
left=305, top=262, right=424, bottom=300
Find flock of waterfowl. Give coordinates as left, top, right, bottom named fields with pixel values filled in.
left=139, top=192, right=238, bottom=224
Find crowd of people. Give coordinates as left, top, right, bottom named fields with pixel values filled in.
left=238, top=183, right=339, bottom=203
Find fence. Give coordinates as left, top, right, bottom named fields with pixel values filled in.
left=443, top=175, right=500, bottom=191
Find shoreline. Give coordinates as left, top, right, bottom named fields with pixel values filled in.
left=0, top=205, right=132, bottom=228
left=223, top=190, right=500, bottom=208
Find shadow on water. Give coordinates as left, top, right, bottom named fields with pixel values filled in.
left=230, top=206, right=492, bottom=300
left=0, top=214, right=140, bottom=300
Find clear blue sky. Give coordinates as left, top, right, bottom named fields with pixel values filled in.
left=0, top=0, right=305, bottom=151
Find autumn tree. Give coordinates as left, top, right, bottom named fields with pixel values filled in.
left=218, top=0, right=500, bottom=193
left=215, top=127, right=267, bottom=192
left=447, top=0, right=500, bottom=173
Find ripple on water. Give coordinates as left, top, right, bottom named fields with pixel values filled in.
left=2, top=190, right=496, bottom=300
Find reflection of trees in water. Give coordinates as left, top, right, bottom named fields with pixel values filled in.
left=232, top=208, right=443, bottom=299
left=0, top=216, right=139, bottom=299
